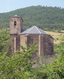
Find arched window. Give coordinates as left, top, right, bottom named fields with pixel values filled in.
left=14, top=21, right=16, bottom=27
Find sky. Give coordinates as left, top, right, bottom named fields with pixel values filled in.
left=0, top=0, right=64, bottom=13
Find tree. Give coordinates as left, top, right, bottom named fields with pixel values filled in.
left=0, top=29, right=9, bottom=53
left=57, top=28, right=61, bottom=32
left=0, top=42, right=38, bottom=79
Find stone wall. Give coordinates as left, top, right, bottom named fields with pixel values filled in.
left=14, top=37, right=16, bottom=52
left=41, top=35, right=54, bottom=55
left=10, top=17, right=23, bottom=35
left=16, top=35, right=20, bottom=51
left=10, top=35, right=16, bottom=52
left=27, top=34, right=39, bottom=57
left=10, top=34, right=20, bottom=52
left=10, top=34, right=54, bottom=56
left=39, top=35, right=44, bottom=56
left=20, top=34, right=27, bottom=51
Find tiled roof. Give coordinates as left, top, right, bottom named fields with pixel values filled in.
left=20, top=26, right=49, bottom=35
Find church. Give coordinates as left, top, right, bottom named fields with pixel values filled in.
left=10, top=15, right=54, bottom=57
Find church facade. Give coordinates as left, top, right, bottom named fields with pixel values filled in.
left=10, top=15, right=54, bottom=57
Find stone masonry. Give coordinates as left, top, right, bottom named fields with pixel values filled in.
left=10, top=15, right=54, bottom=57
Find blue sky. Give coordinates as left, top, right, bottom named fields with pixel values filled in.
left=0, top=0, right=64, bottom=13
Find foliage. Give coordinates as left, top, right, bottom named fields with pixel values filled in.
left=1, top=40, right=64, bottom=79
left=47, top=42, right=64, bottom=79
left=18, top=41, right=38, bottom=71
left=0, top=42, right=38, bottom=79
left=0, top=29, right=64, bottom=79
left=31, top=65, right=48, bottom=79
left=30, top=41, right=64, bottom=79
left=57, top=28, right=61, bottom=32
left=0, top=6, right=64, bottom=30
left=2, top=39, right=13, bottom=56
left=0, top=29, right=9, bottom=53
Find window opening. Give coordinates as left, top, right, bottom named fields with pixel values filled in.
left=14, top=21, right=16, bottom=27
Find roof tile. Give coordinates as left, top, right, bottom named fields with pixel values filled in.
left=20, top=26, right=49, bottom=35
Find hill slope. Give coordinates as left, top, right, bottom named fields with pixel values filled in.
left=0, top=5, right=64, bottom=30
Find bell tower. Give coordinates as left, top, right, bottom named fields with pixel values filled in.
left=10, top=15, right=23, bottom=35
left=10, top=15, right=23, bottom=52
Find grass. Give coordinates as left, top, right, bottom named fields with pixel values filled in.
left=45, top=31, right=64, bottom=44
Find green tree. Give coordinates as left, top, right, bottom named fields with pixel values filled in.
left=0, top=29, right=9, bottom=53
left=57, top=28, right=61, bottom=32
left=0, top=42, right=38, bottom=79
left=31, top=40, right=64, bottom=79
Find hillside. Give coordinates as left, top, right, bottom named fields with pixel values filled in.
left=0, top=5, right=64, bottom=30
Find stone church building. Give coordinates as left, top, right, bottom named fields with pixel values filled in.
left=10, top=15, right=54, bottom=57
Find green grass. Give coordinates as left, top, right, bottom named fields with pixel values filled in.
left=45, top=31, right=64, bottom=44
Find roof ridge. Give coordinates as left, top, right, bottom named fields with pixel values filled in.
left=27, top=26, right=34, bottom=33
left=38, top=27, right=49, bottom=34
left=34, top=26, right=41, bottom=34
left=20, top=26, right=49, bottom=35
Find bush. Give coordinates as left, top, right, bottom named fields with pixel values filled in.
left=0, top=42, right=38, bottom=79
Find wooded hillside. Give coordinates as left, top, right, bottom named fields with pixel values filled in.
left=0, top=5, right=64, bottom=30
